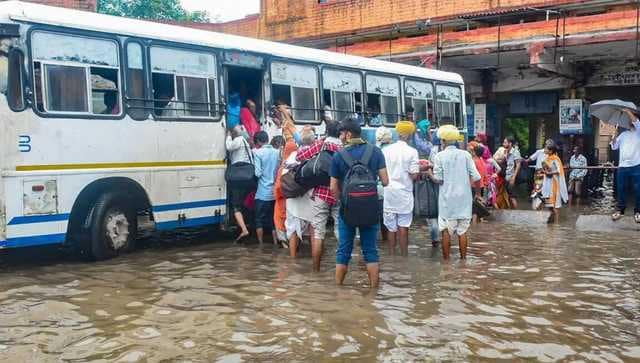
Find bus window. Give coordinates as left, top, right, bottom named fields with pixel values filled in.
left=31, top=31, right=121, bottom=116
left=436, top=84, right=463, bottom=127
left=366, top=74, right=400, bottom=126
left=404, top=80, right=433, bottom=122
left=322, top=68, right=362, bottom=122
left=150, top=46, right=218, bottom=120
left=271, top=61, right=318, bottom=123
left=7, top=49, right=25, bottom=111
left=126, top=42, right=147, bottom=120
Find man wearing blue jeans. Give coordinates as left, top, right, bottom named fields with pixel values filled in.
left=330, top=118, right=389, bottom=288
left=611, top=109, right=640, bottom=223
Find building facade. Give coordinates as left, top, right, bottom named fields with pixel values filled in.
left=209, top=0, right=640, bottom=163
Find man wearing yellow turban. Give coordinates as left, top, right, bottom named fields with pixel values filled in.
left=426, top=125, right=481, bottom=260
left=395, top=120, right=416, bottom=137
left=379, top=120, right=420, bottom=256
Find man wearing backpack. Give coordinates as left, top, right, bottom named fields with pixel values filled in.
left=296, top=121, right=343, bottom=272
left=330, top=118, right=389, bottom=288
left=426, top=125, right=481, bottom=260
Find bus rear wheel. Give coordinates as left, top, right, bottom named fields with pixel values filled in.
left=87, top=192, right=137, bottom=260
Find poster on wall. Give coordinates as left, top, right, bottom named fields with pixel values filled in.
left=474, top=104, right=487, bottom=135
left=559, top=99, right=584, bottom=134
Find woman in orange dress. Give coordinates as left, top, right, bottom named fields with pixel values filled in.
left=273, top=140, right=298, bottom=245
left=541, top=142, right=568, bottom=223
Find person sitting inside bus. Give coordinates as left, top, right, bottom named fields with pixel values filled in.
left=367, top=105, right=383, bottom=127
left=101, top=91, right=120, bottom=115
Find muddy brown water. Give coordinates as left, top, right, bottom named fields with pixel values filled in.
left=0, top=214, right=639, bottom=362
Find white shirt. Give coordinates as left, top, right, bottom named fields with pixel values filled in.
left=433, top=145, right=481, bottom=220
left=382, top=140, right=420, bottom=214
left=225, top=135, right=252, bottom=165
left=529, top=149, right=548, bottom=170
left=569, top=154, right=588, bottom=180
left=611, top=120, right=640, bottom=168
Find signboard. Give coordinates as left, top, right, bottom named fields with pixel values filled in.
left=587, top=62, right=640, bottom=87
left=474, top=103, right=487, bottom=135
left=559, top=99, right=583, bottom=134
left=223, top=51, right=264, bottom=69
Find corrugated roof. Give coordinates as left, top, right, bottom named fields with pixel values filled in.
left=458, top=7, right=538, bottom=20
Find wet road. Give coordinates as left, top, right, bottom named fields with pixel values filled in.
left=1, top=215, right=639, bottom=362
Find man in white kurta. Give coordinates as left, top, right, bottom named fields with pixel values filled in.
left=382, top=121, right=420, bottom=256
left=428, top=126, right=481, bottom=260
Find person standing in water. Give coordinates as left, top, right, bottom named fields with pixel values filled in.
left=610, top=109, right=640, bottom=223
left=427, top=125, right=480, bottom=260
left=541, top=141, right=568, bottom=223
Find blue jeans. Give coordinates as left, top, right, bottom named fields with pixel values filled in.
left=616, top=164, right=640, bottom=214
left=336, top=216, right=379, bottom=266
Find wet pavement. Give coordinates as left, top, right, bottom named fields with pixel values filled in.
left=1, top=207, right=639, bottom=362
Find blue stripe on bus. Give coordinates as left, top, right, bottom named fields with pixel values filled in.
left=6, top=199, right=226, bottom=226
left=0, top=214, right=225, bottom=249
left=8, top=213, right=71, bottom=225
left=156, top=215, right=224, bottom=231
left=0, top=233, right=66, bottom=249
left=152, top=199, right=226, bottom=213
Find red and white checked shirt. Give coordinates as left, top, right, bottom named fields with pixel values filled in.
left=296, top=138, right=342, bottom=205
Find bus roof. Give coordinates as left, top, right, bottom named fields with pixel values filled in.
left=0, top=1, right=464, bottom=85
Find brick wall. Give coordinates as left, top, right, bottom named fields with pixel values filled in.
left=170, top=15, right=260, bottom=38
left=252, top=0, right=583, bottom=42
left=2, top=0, right=97, bottom=12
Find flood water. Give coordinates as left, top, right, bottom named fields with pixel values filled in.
left=1, top=214, right=639, bottom=362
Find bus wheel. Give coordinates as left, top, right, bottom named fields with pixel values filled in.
left=88, top=192, right=137, bottom=260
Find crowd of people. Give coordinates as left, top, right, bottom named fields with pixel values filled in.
left=224, top=101, right=640, bottom=288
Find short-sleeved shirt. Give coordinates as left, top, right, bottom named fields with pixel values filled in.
left=529, top=148, right=547, bottom=170
left=330, top=143, right=386, bottom=186
left=253, top=145, right=280, bottom=201
left=382, top=141, right=419, bottom=214
left=505, top=147, right=523, bottom=180
left=569, top=154, right=588, bottom=180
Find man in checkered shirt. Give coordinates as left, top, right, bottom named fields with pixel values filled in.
left=296, top=121, right=343, bottom=272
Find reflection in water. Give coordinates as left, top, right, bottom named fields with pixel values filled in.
left=0, top=216, right=639, bottom=362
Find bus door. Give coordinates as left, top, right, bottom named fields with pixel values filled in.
left=221, top=52, right=266, bottom=229
left=222, top=52, right=266, bottom=129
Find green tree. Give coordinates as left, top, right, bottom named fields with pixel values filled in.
left=97, top=0, right=210, bottom=23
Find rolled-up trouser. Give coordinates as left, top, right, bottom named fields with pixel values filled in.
left=310, top=197, right=339, bottom=240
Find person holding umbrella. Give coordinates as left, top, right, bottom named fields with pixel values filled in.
left=610, top=108, right=640, bottom=223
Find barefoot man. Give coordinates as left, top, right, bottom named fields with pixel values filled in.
left=426, top=125, right=480, bottom=260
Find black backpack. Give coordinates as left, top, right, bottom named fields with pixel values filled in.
left=295, top=144, right=334, bottom=188
left=339, top=144, right=380, bottom=226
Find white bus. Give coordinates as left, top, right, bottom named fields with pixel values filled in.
left=0, top=1, right=465, bottom=259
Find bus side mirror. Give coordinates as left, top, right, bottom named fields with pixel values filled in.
left=7, top=48, right=26, bottom=112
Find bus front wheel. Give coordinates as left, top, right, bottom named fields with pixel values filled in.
left=87, top=192, right=137, bottom=260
